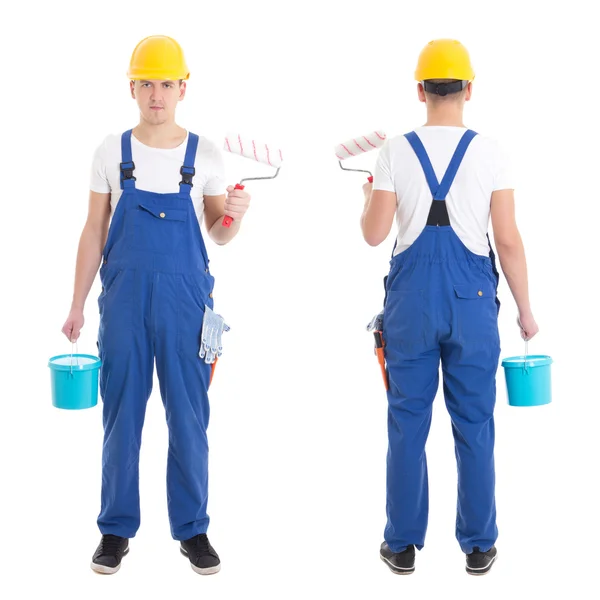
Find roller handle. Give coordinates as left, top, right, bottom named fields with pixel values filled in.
left=222, top=183, right=245, bottom=228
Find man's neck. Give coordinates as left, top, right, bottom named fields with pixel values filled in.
left=424, top=106, right=465, bottom=127
left=133, top=122, right=187, bottom=149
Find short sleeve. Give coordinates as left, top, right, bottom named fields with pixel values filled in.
left=493, top=141, right=515, bottom=191
left=89, top=140, right=111, bottom=194
left=203, top=146, right=227, bottom=196
left=373, top=141, right=395, bottom=192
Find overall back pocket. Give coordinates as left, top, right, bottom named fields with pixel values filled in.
left=453, top=282, right=499, bottom=342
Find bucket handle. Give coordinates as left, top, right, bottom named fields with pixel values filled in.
left=69, top=341, right=80, bottom=376
left=522, top=340, right=529, bottom=374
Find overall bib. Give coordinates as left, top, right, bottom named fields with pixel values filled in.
left=97, top=130, right=215, bottom=541
left=383, top=130, right=501, bottom=554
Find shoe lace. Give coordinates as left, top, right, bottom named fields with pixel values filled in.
left=193, top=534, right=212, bottom=558
left=101, top=535, right=123, bottom=555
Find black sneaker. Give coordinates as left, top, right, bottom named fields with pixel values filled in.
left=466, top=546, right=497, bottom=575
left=90, top=534, right=129, bottom=574
left=180, top=534, right=221, bottom=575
left=380, top=542, right=416, bottom=575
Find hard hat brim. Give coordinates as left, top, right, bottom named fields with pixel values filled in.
left=128, top=70, right=190, bottom=81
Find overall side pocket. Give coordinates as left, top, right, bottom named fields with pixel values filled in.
left=98, top=267, right=124, bottom=314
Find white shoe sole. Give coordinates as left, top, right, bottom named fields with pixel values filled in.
left=466, top=554, right=497, bottom=575
left=91, top=562, right=121, bottom=575
left=191, top=563, right=221, bottom=575
left=380, top=555, right=415, bottom=575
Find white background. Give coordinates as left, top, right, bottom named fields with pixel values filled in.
left=1, top=0, right=598, bottom=598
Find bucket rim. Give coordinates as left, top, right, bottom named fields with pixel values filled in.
left=48, top=353, right=102, bottom=372
left=501, top=354, right=553, bottom=368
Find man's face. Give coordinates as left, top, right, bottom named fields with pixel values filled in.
left=130, top=79, right=186, bottom=124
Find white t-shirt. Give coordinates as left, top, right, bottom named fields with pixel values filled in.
left=89, top=131, right=226, bottom=225
left=373, top=126, right=514, bottom=257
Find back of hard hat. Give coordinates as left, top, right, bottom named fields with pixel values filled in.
left=415, top=39, right=475, bottom=82
left=127, top=35, right=190, bottom=81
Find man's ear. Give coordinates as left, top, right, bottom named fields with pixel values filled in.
left=179, top=80, right=187, bottom=100
left=465, top=81, right=473, bottom=101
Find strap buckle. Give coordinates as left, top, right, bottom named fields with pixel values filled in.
left=120, top=161, right=136, bottom=182
left=423, top=80, right=465, bottom=97
left=180, top=166, right=195, bottom=187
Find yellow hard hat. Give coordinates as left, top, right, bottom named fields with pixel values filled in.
left=127, top=35, right=190, bottom=81
left=415, top=39, right=474, bottom=82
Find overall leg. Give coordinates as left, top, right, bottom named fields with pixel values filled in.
left=97, top=268, right=154, bottom=538
left=441, top=337, right=500, bottom=554
left=383, top=280, right=441, bottom=552
left=384, top=344, right=440, bottom=552
left=155, top=273, right=213, bottom=541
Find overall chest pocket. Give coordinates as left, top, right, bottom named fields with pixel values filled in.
left=128, top=203, right=188, bottom=254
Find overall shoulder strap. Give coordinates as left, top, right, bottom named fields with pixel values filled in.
left=434, top=129, right=478, bottom=200
left=179, top=132, right=199, bottom=194
left=120, top=129, right=136, bottom=190
left=404, top=131, right=439, bottom=196
left=404, top=129, right=478, bottom=226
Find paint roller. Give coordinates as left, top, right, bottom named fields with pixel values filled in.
left=222, top=133, right=283, bottom=227
left=335, top=130, right=386, bottom=182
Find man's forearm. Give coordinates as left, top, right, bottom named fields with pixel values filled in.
left=71, top=225, right=104, bottom=311
left=496, top=235, right=531, bottom=316
left=360, top=189, right=396, bottom=246
left=208, top=216, right=242, bottom=245
left=360, top=192, right=374, bottom=243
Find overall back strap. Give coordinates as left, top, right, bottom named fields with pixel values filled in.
left=404, top=129, right=478, bottom=226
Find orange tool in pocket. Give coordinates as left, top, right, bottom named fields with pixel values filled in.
left=373, top=331, right=389, bottom=391
left=210, top=357, right=218, bottom=387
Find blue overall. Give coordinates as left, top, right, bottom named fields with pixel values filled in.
left=382, top=130, right=501, bottom=554
left=96, top=130, right=215, bottom=541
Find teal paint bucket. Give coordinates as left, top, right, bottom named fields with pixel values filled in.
left=501, top=354, right=553, bottom=407
left=48, top=353, right=102, bottom=410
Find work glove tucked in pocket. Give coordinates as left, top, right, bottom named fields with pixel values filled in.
left=199, top=305, right=230, bottom=364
